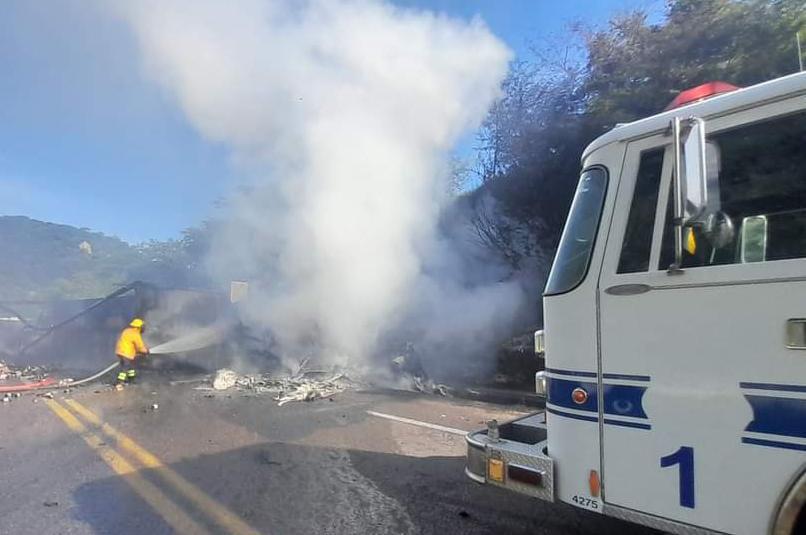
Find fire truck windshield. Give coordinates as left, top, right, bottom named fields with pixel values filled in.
left=544, top=167, right=608, bottom=296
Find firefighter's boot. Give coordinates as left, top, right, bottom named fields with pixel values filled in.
left=116, top=370, right=127, bottom=390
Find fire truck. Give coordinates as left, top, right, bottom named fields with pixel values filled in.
left=466, top=72, right=806, bottom=535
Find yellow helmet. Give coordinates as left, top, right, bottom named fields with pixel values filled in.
left=129, top=318, right=145, bottom=328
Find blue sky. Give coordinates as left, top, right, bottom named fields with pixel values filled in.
left=0, top=0, right=663, bottom=243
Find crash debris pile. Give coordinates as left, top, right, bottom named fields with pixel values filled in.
left=1, top=360, right=52, bottom=403
left=390, top=353, right=449, bottom=396
left=212, top=368, right=238, bottom=391
left=0, top=360, right=49, bottom=383
left=2, top=392, right=22, bottom=403
left=209, top=367, right=362, bottom=406
left=410, top=376, right=449, bottom=397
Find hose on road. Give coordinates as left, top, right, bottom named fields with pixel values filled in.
left=0, top=361, right=121, bottom=394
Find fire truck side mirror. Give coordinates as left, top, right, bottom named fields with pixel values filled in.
left=670, top=116, right=712, bottom=271
left=682, top=117, right=708, bottom=220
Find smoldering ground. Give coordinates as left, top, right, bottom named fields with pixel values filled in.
left=106, top=0, right=532, bottom=382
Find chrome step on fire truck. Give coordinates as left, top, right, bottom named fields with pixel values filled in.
left=466, top=72, right=806, bottom=535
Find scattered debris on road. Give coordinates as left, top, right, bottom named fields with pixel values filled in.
left=274, top=373, right=355, bottom=406
left=2, top=392, right=24, bottom=403
left=212, top=368, right=239, bottom=391
left=0, top=360, right=50, bottom=383
left=391, top=353, right=449, bottom=397
left=207, top=367, right=362, bottom=406
left=411, top=376, right=450, bottom=397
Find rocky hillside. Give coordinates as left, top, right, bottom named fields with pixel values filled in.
left=0, top=216, right=142, bottom=300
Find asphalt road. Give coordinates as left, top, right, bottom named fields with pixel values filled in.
left=0, top=375, right=655, bottom=535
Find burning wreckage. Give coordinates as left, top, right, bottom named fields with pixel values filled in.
left=390, top=349, right=449, bottom=397
left=204, top=345, right=448, bottom=406
left=208, top=367, right=362, bottom=406
left=3, top=318, right=449, bottom=406
left=1, top=287, right=450, bottom=405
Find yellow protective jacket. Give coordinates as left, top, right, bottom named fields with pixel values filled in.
left=115, top=327, right=148, bottom=360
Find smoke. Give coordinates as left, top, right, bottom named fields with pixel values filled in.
left=112, top=0, right=526, bottom=374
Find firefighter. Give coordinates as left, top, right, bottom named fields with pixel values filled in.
left=115, top=318, right=149, bottom=390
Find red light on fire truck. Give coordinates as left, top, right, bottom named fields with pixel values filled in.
left=665, top=81, right=740, bottom=110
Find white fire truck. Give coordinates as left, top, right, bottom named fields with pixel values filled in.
left=466, top=72, right=806, bottom=535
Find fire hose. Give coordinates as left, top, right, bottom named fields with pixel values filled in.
left=0, top=361, right=121, bottom=394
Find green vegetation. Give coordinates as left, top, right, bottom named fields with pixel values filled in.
left=0, top=216, right=142, bottom=300
left=473, top=0, right=805, bottom=269
left=0, top=216, right=206, bottom=300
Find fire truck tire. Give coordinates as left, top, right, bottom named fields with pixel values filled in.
left=773, top=468, right=806, bottom=535
left=793, top=506, right=805, bottom=535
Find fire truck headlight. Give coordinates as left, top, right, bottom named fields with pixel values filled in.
left=535, top=371, right=547, bottom=396
left=534, top=330, right=545, bottom=356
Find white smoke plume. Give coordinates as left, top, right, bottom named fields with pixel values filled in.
left=112, top=0, right=524, bottom=372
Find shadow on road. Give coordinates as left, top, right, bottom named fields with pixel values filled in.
left=71, top=440, right=657, bottom=535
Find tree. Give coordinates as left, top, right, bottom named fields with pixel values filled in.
left=130, top=221, right=214, bottom=288
left=583, top=0, right=806, bottom=127
left=473, top=0, right=805, bottom=273
left=474, top=42, right=593, bottom=259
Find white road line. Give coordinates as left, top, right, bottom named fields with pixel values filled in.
left=366, top=410, right=468, bottom=436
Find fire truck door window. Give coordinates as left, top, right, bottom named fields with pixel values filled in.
left=617, top=148, right=664, bottom=273
left=659, top=110, right=806, bottom=269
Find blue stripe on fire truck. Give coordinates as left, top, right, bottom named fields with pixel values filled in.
left=545, top=368, right=651, bottom=383
left=545, top=372, right=651, bottom=430
left=740, top=382, right=806, bottom=452
left=544, top=367, right=597, bottom=378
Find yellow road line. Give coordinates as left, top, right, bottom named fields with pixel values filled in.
left=44, top=399, right=211, bottom=535
left=65, top=398, right=261, bottom=535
